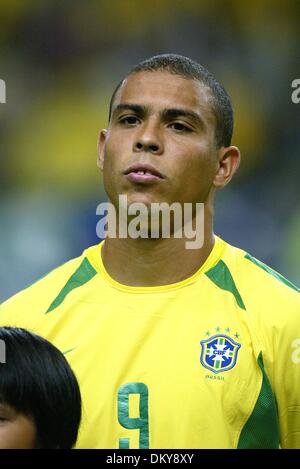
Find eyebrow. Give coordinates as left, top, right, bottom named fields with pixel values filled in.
left=162, top=108, right=204, bottom=128
left=113, top=103, right=146, bottom=117
left=112, top=103, right=204, bottom=128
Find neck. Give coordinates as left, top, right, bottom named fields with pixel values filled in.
left=101, top=203, right=215, bottom=287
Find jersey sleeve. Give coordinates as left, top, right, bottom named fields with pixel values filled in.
left=0, top=255, right=82, bottom=329
left=252, top=283, right=300, bottom=449
left=228, top=247, right=300, bottom=448
left=271, top=300, right=300, bottom=448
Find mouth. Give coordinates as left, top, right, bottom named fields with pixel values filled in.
left=123, top=163, right=165, bottom=184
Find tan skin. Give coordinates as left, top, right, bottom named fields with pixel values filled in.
left=97, top=71, right=240, bottom=287
left=0, top=404, right=36, bottom=449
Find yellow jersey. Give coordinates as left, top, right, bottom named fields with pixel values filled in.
left=1, top=236, right=299, bottom=449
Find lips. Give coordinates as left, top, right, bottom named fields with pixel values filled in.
left=124, top=163, right=164, bottom=179
left=123, top=163, right=165, bottom=184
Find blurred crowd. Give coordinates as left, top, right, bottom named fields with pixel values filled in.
left=0, top=0, right=299, bottom=301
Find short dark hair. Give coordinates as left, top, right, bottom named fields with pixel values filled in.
left=108, top=53, right=234, bottom=148
left=0, top=327, right=82, bottom=449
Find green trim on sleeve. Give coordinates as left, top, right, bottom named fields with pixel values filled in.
left=237, top=352, right=279, bottom=448
left=245, top=254, right=299, bottom=292
left=205, top=260, right=246, bottom=310
left=46, top=257, right=97, bottom=313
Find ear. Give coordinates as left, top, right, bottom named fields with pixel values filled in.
left=213, top=146, right=241, bottom=189
left=97, top=129, right=107, bottom=171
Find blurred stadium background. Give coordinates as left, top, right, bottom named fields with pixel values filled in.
left=0, top=0, right=299, bottom=302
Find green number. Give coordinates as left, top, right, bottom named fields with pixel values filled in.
left=118, top=382, right=149, bottom=449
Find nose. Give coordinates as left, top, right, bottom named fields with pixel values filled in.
left=133, top=121, right=164, bottom=155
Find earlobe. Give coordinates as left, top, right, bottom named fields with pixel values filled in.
left=213, top=146, right=241, bottom=189
left=97, top=129, right=107, bottom=171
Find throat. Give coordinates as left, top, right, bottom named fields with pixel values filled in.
left=101, top=235, right=215, bottom=287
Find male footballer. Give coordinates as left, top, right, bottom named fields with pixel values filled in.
left=1, top=54, right=299, bottom=449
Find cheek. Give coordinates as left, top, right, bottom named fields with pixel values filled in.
left=102, top=142, right=125, bottom=202
left=102, top=135, right=125, bottom=179
left=0, top=419, right=36, bottom=449
left=173, top=150, right=217, bottom=200
left=102, top=141, right=117, bottom=182
left=178, top=149, right=216, bottom=180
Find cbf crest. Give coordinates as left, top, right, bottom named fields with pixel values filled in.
left=200, top=333, right=241, bottom=374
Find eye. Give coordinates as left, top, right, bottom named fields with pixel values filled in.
left=169, top=122, right=192, bottom=132
left=119, top=115, right=140, bottom=126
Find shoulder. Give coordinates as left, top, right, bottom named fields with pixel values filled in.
left=220, top=243, right=300, bottom=449
left=0, top=243, right=101, bottom=326
left=221, top=239, right=299, bottom=296
left=220, top=239, right=300, bottom=326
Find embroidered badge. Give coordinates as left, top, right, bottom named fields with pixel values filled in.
left=200, top=334, right=241, bottom=374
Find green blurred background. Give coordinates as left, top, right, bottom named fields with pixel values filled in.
left=0, top=0, right=299, bottom=301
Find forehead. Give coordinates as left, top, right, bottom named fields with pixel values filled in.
left=113, top=71, right=214, bottom=117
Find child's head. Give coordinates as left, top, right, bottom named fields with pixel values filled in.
left=0, top=327, right=82, bottom=449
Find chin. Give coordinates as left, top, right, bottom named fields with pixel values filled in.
left=124, top=192, right=161, bottom=208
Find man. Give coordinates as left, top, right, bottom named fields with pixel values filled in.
left=0, top=54, right=299, bottom=449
